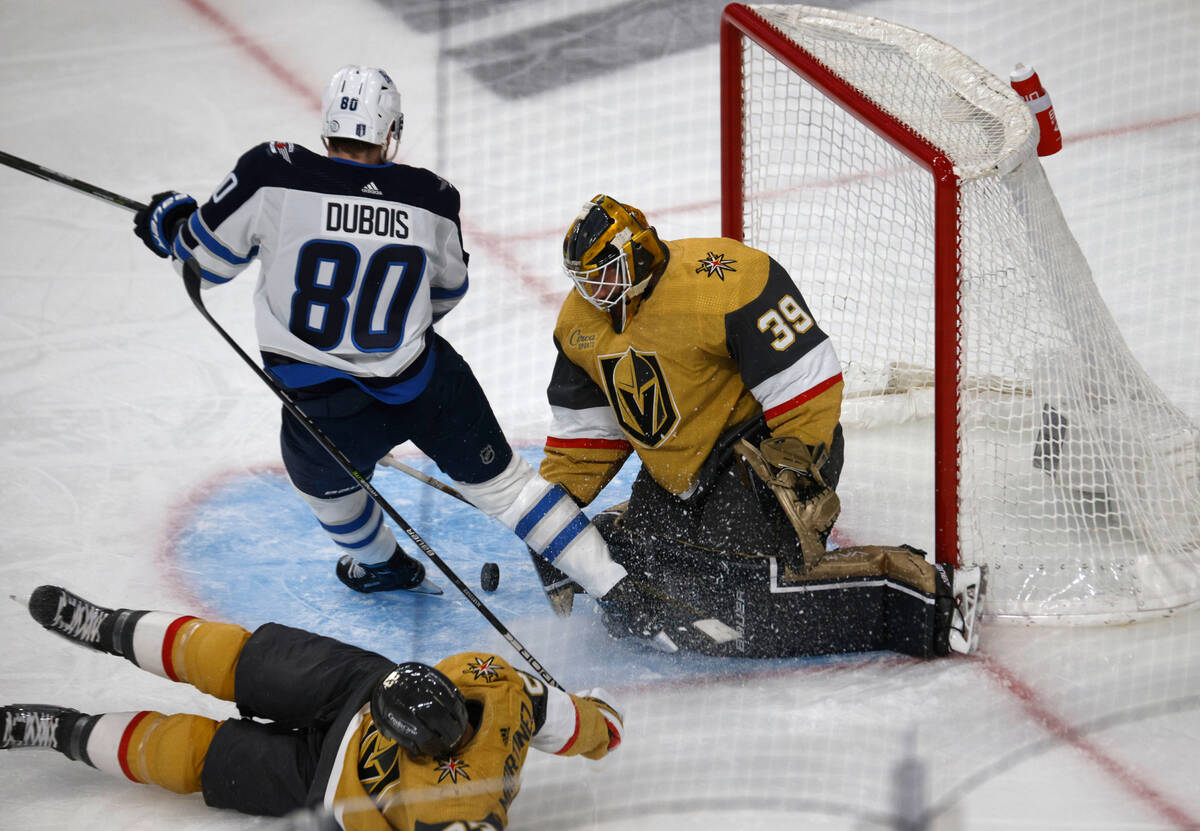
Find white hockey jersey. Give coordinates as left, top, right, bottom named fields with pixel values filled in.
left=170, top=142, right=469, bottom=403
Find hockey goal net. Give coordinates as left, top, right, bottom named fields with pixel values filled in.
left=720, top=3, right=1200, bottom=622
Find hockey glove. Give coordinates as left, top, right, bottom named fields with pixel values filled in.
left=737, top=436, right=841, bottom=571
left=572, top=688, right=624, bottom=759
left=133, top=190, right=197, bottom=258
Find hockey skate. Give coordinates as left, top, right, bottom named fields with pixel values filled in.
left=528, top=549, right=583, bottom=617
left=948, top=564, right=986, bottom=655
left=336, top=546, right=442, bottom=595
left=1, top=704, right=86, bottom=754
left=26, top=585, right=120, bottom=654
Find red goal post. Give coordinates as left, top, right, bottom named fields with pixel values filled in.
left=719, top=3, right=1200, bottom=622
left=722, top=2, right=965, bottom=571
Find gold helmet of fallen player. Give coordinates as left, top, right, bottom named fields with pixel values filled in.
left=562, top=195, right=667, bottom=324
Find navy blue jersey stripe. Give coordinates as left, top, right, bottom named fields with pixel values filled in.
left=201, top=142, right=463, bottom=231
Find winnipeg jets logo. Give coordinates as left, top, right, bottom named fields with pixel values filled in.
left=267, top=142, right=294, bottom=163
left=435, top=756, right=471, bottom=784
left=466, top=655, right=501, bottom=682
left=361, top=180, right=383, bottom=196
left=696, top=251, right=737, bottom=280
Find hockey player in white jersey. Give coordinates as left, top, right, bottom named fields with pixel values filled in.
left=130, top=66, right=687, bottom=643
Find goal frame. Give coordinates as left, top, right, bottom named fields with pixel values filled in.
left=719, top=2, right=963, bottom=567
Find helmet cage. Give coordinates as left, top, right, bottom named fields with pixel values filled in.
left=565, top=241, right=633, bottom=310
left=563, top=195, right=664, bottom=313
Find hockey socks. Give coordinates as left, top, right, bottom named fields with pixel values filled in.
left=28, top=585, right=251, bottom=700
left=80, top=711, right=218, bottom=794
left=1, top=705, right=218, bottom=795
left=454, top=454, right=627, bottom=597
left=296, top=486, right=398, bottom=562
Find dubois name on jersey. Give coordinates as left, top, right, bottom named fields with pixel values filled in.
left=173, top=142, right=470, bottom=402
left=323, top=198, right=411, bottom=240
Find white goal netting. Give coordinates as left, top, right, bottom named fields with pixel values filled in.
left=728, top=4, right=1200, bottom=622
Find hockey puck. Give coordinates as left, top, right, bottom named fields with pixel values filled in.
left=480, top=562, right=500, bottom=592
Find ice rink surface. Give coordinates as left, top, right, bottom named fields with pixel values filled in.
left=1, top=1, right=1197, bottom=829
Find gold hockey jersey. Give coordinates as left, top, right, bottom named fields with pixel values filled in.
left=541, top=237, right=843, bottom=503
left=321, top=652, right=622, bottom=831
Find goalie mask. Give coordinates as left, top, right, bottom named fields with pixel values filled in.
left=370, top=662, right=469, bottom=759
left=563, top=194, right=667, bottom=329
left=321, top=65, right=404, bottom=157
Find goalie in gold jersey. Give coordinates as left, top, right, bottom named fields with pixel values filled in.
left=535, top=195, right=985, bottom=658
left=2, top=585, right=622, bottom=830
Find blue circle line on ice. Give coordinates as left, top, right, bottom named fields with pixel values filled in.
left=160, top=446, right=855, bottom=687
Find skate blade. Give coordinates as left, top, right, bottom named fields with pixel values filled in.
left=406, top=578, right=444, bottom=596
left=544, top=586, right=576, bottom=618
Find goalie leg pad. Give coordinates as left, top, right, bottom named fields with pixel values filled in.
left=618, top=539, right=947, bottom=658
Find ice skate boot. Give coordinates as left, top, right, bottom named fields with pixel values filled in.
left=27, top=585, right=125, bottom=655
left=1, top=704, right=95, bottom=761
left=948, top=564, right=986, bottom=654
left=528, top=549, right=583, bottom=617
left=337, top=546, right=442, bottom=595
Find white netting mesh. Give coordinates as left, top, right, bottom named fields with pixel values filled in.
left=735, top=4, right=1200, bottom=622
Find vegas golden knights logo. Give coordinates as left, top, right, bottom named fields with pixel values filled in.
left=358, top=723, right=401, bottom=796
left=598, top=347, right=678, bottom=447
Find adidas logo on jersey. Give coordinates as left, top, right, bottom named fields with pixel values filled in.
left=361, top=181, right=383, bottom=197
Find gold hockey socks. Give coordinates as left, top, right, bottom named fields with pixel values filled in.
left=83, top=711, right=219, bottom=794
left=116, top=613, right=252, bottom=701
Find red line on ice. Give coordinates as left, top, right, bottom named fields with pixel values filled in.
left=978, top=656, right=1198, bottom=829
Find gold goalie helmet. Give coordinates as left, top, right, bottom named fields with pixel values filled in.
left=562, top=195, right=668, bottom=329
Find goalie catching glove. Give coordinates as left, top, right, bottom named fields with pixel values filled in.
left=737, top=435, right=841, bottom=571
left=133, top=190, right=197, bottom=259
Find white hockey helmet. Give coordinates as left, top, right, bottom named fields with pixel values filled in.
left=321, top=65, right=404, bottom=148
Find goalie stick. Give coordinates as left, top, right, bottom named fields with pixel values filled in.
left=1, top=150, right=565, bottom=691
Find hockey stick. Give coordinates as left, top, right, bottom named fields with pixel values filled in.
left=1, top=151, right=564, bottom=690
left=0, top=150, right=147, bottom=212
left=379, top=455, right=739, bottom=645
left=380, top=453, right=472, bottom=505
left=179, top=259, right=564, bottom=689
left=380, top=453, right=587, bottom=617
